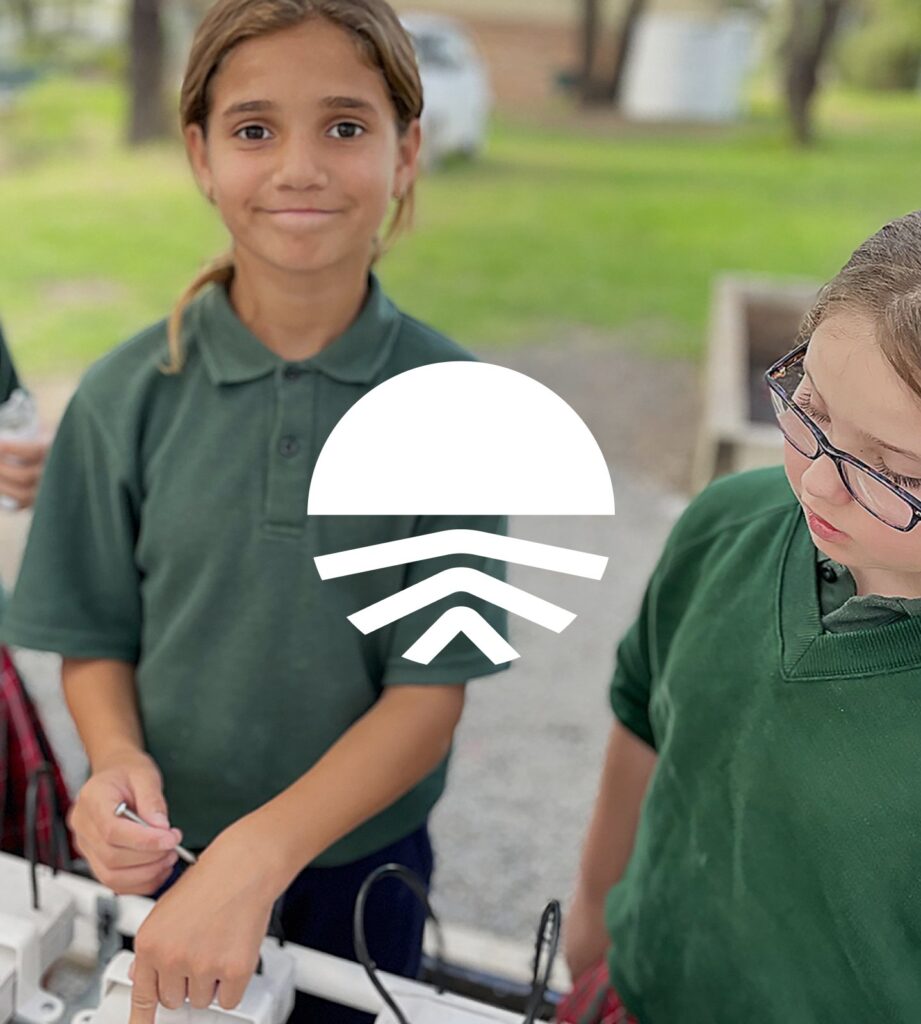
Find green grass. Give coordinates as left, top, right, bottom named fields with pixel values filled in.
left=3, top=74, right=921, bottom=376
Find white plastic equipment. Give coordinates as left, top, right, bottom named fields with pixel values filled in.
left=73, top=947, right=295, bottom=1024
left=372, top=987, right=521, bottom=1023
left=10, top=863, right=536, bottom=1024
left=0, top=853, right=75, bottom=1024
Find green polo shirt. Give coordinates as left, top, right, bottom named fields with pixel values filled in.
left=2, top=276, right=508, bottom=862
left=0, top=329, right=22, bottom=622
left=818, top=550, right=921, bottom=632
left=606, top=467, right=921, bottom=1022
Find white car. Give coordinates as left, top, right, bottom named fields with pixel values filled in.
left=401, top=13, right=492, bottom=166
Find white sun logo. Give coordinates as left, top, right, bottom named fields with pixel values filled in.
left=308, top=362, right=615, bottom=665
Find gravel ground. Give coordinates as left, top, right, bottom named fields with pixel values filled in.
left=423, top=339, right=695, bottom=941
left=2, top=338, right=699, bottom=952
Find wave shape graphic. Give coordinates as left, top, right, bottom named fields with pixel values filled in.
left=315, top=529, right=608, bottom=581
left=402, top=607, right=521, bottom=665
left=348, top=567, right=575, bottom=635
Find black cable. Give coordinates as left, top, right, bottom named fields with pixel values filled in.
left=522, top=899, right=562, bottom=1024
left=269, top=895, right=286, bottom=946
left=353, top=863, right=446, bottom=1024
left=24, top=761, right=70, bottom=910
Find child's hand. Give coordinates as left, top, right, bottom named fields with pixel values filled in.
left=68, top=750, right=182, bottom=895
left=0, top=436, right=49, bottom=509
left=565, top=882, right=610, bottom=983
left=128, top=820, right=280, bottom=1024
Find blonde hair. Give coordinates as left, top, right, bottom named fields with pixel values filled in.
left=799, top=211, right=921, bottom=404
left=166, top=0, right=424, bottom=372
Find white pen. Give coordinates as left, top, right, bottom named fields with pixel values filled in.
left=114, top=801, right=198, bottom=865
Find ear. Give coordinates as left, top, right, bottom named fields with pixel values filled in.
left=393, top=119, right=422, bottom=199
left=184, top=122, right=214, bottom=203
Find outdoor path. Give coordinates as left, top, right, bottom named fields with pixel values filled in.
left=0, top=338, right=697, bottom=971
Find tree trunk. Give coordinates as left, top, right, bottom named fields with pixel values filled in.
left=127, top=0, right=170, bottom=145
left=580, top=0, right=603, bottom=105
left=604, top=0, right=647, bottom=106
left=11, top=0, right=38, bottom=44
left=784, top=0, right=846, bottom=146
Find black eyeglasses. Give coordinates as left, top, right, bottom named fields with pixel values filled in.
left=764, top=342, right=921, bottom=532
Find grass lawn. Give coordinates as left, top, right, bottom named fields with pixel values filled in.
left=3, top=74, right=921, bottom=376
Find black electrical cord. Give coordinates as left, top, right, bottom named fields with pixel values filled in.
left=522, top=899, right=562, bottom=1024
left=24, top=761, right=71, bottom=910
left=353, top=863, right=446, bottom=1024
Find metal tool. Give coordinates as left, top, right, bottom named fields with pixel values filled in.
left=113, top=802, right=197, bottom=865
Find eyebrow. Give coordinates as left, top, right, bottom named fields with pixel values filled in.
left=320, top=95, right=377, bottom=113
left=221, top=96, right=377, bottom=119
left=221, top=99, right=278, bottom=118
left=804, top=361, right=921, bottom=463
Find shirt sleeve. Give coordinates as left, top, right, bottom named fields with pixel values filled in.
left=1, top=388, right=143, bottom=661
left=0, top=328, right=21, bottom=404
left=381, top=513, right=510, bottom=686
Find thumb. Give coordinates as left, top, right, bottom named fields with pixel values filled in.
left=129, top=767, right=170, bottom=830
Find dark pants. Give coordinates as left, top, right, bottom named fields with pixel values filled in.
left=148, top=824, right=434, bottom=1024
left=281, top=825, right=434, bottom=1024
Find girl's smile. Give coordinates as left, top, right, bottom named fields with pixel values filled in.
left=260, top=207, right=343, bottom=228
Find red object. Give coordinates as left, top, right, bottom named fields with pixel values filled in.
left=0, top=646, right=73, bottom=861
left=556, top=961, right=637, bottom=1024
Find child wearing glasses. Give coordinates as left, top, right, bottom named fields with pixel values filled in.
left=563, top=211, right=921, bottom=1023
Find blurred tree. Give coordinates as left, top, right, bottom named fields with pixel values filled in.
left=783, top=0, right=847, bottom=145
left=578, top=0, right=648, bottom=106
left=838, top=0, right=921, bottom=90
left=605, top=0, right=646, bottom=103
left=579, top=0, right=602, bottom=103
left=10, top=0, right=38, bottom=44
left=127, top=0, right=170, bottom=143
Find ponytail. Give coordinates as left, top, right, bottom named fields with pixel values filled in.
left=164, top=252, right=235, bottom=374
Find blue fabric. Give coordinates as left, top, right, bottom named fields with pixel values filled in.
left=148, top=823, right=434, bottom=1024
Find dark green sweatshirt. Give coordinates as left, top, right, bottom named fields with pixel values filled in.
left=607, top=466, right=921, bottom=1023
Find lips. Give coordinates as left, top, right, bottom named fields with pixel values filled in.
left=803, top=503, right=849, bottom=543
left=262, top=206, right=338, bottom=215
left=261, top=207, right=339, bottom=230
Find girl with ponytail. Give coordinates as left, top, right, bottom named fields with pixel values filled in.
left=3, top=4, right=506, bottom=1022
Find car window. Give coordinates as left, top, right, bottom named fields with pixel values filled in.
left=411, top=30, right=465, bottom=71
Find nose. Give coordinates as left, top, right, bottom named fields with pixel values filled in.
left=273, top=133, right=329, bottom=192
left=800, top=452, right=851, bottom=506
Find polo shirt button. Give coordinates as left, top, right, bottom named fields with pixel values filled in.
left=279, top=436, right=300, bottom=457
left=283, top=366, right=302, bottom=381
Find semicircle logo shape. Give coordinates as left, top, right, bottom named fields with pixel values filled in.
left=307, top=362, right=615, bottom=516
left=308, top=361, right=615, bottom=667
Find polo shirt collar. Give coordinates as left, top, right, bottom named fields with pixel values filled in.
left=194, top=273, right=400, bottom=386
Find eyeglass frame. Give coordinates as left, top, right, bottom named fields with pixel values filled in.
left=763, top=341, right=921, bottom=533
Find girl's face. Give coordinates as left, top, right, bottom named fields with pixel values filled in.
left=184, top=19, right=420, bottom=276
left=783, top=310, right=921, bottom=596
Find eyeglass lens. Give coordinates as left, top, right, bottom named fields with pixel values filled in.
left=769, top=365, right=914, bottom=530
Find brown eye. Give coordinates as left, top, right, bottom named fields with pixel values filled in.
left=327, top=122, right=365, bottom=140
left=236, top=124, right=271, bottom=142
